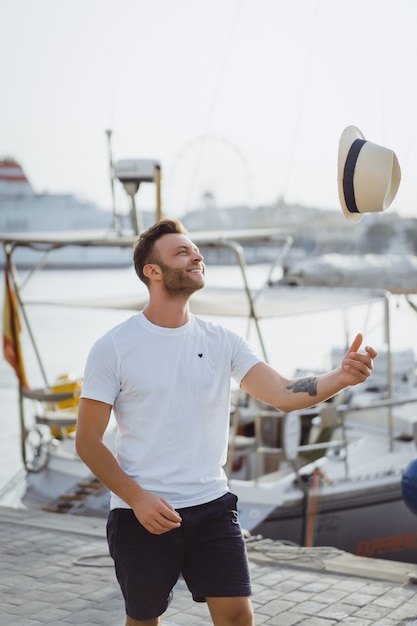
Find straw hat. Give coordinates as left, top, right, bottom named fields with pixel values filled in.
left=337, top=126, right=401, bottom=223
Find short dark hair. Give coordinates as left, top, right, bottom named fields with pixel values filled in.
left=133, top=219, right=187, bottom=285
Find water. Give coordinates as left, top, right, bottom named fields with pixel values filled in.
left=1, top=264, right=416, bottom=490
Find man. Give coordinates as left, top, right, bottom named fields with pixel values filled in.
left=76, top=219, right=377, bottom=626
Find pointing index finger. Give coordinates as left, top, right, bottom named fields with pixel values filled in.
left=347, top=333, right=363, bottom=354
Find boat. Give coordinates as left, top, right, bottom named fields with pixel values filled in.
left=0, top=158, right=132, bottom=268
left=2, top=224, right=417, bottom=564
left=279, top=252, right=417, bottom=294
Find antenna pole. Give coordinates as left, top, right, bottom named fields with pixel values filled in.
left=105, top=129, right=121, bottom=234
left=155, top=164, right=163, bottom=221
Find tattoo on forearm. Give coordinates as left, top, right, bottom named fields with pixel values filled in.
left=285, top=377, right=318, bottom=397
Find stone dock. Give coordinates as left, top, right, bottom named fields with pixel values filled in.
left=1, top=506, right=417, bottom=625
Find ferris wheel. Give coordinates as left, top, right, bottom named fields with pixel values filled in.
left=164, top=133, right=254, bottom=216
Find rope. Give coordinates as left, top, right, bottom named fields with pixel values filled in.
left=73, top=553, right=113, bottom=568
left=245, top=534, right=345, bottom=569
left=184, top=1, right=243, bottom=211
left=72, top=533, right=346, bottom=571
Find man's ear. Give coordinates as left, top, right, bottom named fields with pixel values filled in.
left=143, top=263, right=161, bottom=280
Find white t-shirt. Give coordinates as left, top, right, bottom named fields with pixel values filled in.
left=81, top=312, right=261, bottom=509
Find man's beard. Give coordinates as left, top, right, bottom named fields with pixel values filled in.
left=158, top=261, right=205, bottom=298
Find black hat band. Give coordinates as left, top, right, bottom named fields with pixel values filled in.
left=343, top=138, right=367, bottom=214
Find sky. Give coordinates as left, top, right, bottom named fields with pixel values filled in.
left=1, top=0, right=416, bottom=220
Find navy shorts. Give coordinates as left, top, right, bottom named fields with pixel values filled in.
left=106, top=492, right=252, bottom=621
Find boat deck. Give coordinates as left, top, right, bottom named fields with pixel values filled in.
left=1, top=506, right=417, bottom=625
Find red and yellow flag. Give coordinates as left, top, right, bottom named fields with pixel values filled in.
left=3, top=264, right=29, bottom=389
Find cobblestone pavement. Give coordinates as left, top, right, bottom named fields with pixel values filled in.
left=1, top=507, right=417, bottom=626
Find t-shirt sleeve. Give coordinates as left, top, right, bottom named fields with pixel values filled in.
left=80, top=333, right=120, bottom=406
left=229, top=330, right=262, bottom=385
